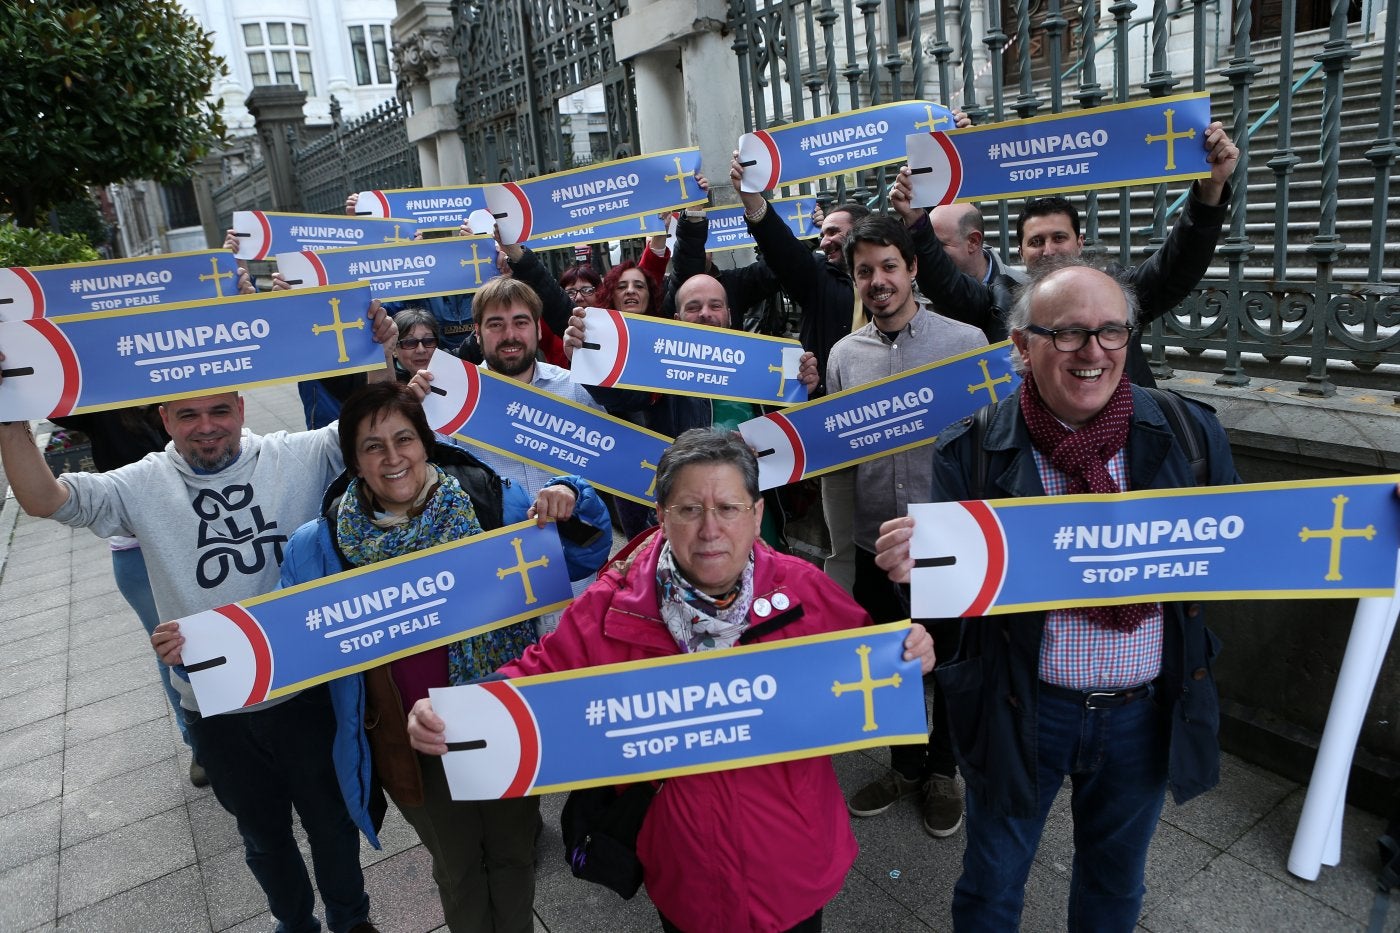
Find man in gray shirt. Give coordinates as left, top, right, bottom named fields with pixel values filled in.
left=824, top=215, right=986, bottom=840
left=0, top=300, right=393, bottom=933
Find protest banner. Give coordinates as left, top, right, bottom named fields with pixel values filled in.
left=419, top=349, right=673, bottom=505
left=484, top=148, right=707, bottom=244
left=230, top=211, right=420, bottom=261
left=907, top=474, right=1400, bottom=618
left=698, top=196, right=821, bottom=253
left=738, top=342, right=1018, bottom=489
left=176, top=521, right=572, bottom=716
left=905, top=92, right=1213, bottom=207
left=736, top=100, right=956, bottom=193
left=276, top=236, right=500, bottom=302
left=432, top=621, right=927, bottom=799
left=353, top=184, right=487, bottom=228
left=525, top=212, right=667, bottom=252
left=569, top=308, right=807, bottom=406
left=0, top=250, right=243, bottom=321
left=0, top=283, right=380, bottom=421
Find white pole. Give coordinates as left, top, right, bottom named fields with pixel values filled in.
left=1288, top=550, right=1400, bottom=881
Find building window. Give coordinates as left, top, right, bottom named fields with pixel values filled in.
left=243, top=21, right=315, bottom=95
left=161, top=181, right=201, bottom=230
left=348, top=24, right=393, bottom=86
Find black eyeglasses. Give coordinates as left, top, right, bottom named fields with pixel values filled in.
left=398, top=337, right=439, bottom=350
left=564, top=285, right=597, bottom=298
left=1024, top=323, right=1133, bottom=352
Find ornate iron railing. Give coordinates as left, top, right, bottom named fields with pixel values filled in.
left=725, top=0, right=1400, bottom=395
left=292, top=97, right=422, bottom=216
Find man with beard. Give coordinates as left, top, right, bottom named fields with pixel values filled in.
left=0, top=301, right=396, bottom=933
left=435, top=275, right=611, bottom=631
left=825, top=215, right=986, bottom=840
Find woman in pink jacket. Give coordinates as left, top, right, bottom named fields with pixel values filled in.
left=407, top=428, right=935, bottom=932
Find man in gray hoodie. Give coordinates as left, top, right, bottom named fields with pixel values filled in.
left=0, top=301, right=393, bottom=933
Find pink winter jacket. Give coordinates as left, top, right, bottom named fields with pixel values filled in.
left=501, top=530, right=868, bottom=932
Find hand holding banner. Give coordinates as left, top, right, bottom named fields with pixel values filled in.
left=276, top=237, right=500, bottom=302
left=177, top=520, right=572, bottom=716
left=231, top=211, right=421, bottom=260
left=1, top=250, right=243, bottom=322
left=0, top=283, right=380, bottom=421
left=905, top=92, right=1213, bottom=207
left=432, top=621, right=927, bottom=799
left=739, top=343, right=1019, bottom=489
left=907, top=475, right=1400, bottom=618
left=484, top=148, right=706, bottom=245
left=419, top=349, right=673, bottom=505
left=569, top=307, right=808, bottom=406
left=737, top=100, right=956, bottom=193
left=692, top=196, right=820, bottom=253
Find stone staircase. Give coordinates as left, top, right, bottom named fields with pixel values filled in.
left=984, top=24, right=1400, bottom=286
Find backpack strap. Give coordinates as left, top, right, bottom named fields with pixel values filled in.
left=1142, top=386, right=1209, bottom=486
left=971, top=402, right=997, bottom=498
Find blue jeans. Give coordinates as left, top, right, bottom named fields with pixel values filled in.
left=186, top=685, right=370, bottom=933
left=952, top=685, right=1168, bottom=933
left=111, top=547, right=190, bottom=747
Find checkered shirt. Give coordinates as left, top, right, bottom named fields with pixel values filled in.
left=1032, top=447, right=1164, bottom=690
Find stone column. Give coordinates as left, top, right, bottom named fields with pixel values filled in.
left=394, top=0, right=469, bottom=185
left=613, top=0, right=745, bottom=199
left=243, top=85, right=309, bottom=212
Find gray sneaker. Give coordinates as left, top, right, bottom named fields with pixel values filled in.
left=848, top=768, right=922, bottom=817
left=921, top=773, right=964, bottom=837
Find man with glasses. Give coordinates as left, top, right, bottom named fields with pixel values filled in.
left=889, top=121, right=1239, bottom=386
left=826, top=216, right=986, bottom=838
left=874, top=259, right=1238, bottom=930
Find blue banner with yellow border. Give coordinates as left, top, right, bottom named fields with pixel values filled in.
left=906, top=92, right=1213, bottom=207
left=526, top=212, right=667, bottom=251
left=419, top=350, right=673, bottom=505
left=483, top=148, right=707, bottom=245
left=231, top=211, right=420, bottom=260
left=738, top=342, right=1019, bottom=489
left=432, top=621, right=927, bottom=799
left=569, top=307, right=808, bottom=406
left=696, top=196, right=821, bottom=253
left=907, top=475, right=1400, bottom=618
left=276, top=236, right=500, bottom=301
left=0, top=283, right=381, bottom=421
left=1, top=250, right=243, bottom=322
left=736, top=100, right=956, bottom=193
left=353, top=184, right=485, bottom=228
left=175, top=521, right=572, bottom=716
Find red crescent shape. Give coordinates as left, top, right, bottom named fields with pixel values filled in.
left=213, top=603, right=275, bottom=707
left=930, top=132, right=964, bottom=205
left=31, top=319, right=80, bottom=418
left=961, top=499, right=1006, bottom=617
left=481, top=679, right=541, bottom=798
left=756, top=130, right=781, bottom=191
left=370, top=191, right=391, bottom=217
left=439, top=360, right=481, bottom=437
left=251, top=212, right=273, bottom=260
left=768, top=412, right=806, bottom=485
left=599, top=309, right=629, bottom=388
left=505, top=182, right=533, bottom=243
left=9, top=267, right=44, bottom=318
left=306, top=252, right=329, bottom=286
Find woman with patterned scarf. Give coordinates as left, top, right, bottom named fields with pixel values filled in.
left=405, top=428, right=936, bottom=933
left=279, top=382, right=611, bottom=933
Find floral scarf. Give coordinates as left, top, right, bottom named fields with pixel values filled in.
left=336, top=464, right=537, bottom=682
left=656, top=541, right=755, bottom=653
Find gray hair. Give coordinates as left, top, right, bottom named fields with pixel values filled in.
left=654, top=428, right=760, bottom=506
left=393, top=307, right=439, bottom=339
left=1007, top=257, right=1139, bottom=374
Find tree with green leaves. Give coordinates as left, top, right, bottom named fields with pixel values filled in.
left=0, top=1, right=228, bottom=228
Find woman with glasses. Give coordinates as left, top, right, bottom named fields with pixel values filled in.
left=392, top=308, right=441, bottom=379
left=559, top=265, right=602, bottom=308
left=405, top=428, right=936, bottom=933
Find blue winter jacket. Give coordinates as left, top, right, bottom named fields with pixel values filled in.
left=278, top=442, right=611, bottom=846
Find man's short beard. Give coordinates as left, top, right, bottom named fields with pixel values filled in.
left=183, top=446, right=237, bottom=472
left=488, top=345, right=534, bottom=377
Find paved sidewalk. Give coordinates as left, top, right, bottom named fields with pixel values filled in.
left=1, top=384, right=1395, bottom=932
